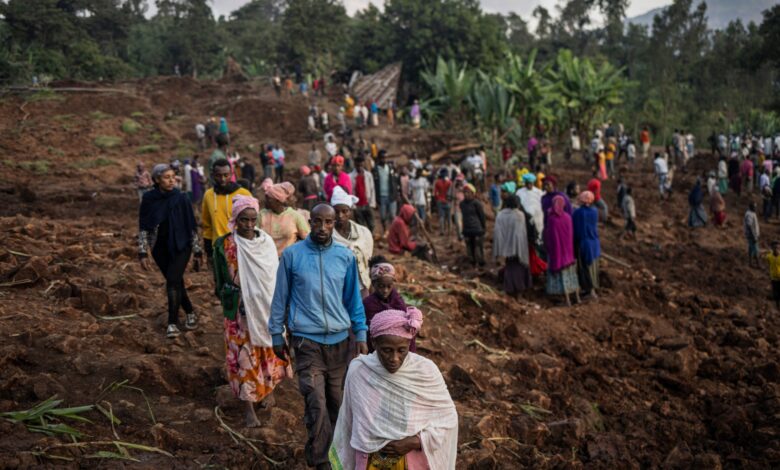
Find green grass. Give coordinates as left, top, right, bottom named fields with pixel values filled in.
left=121, top=118, right=141, bottom=134
left=89, top=111, right=112, bottom=120
left=93, top=135, right=122, bottom=150
left=27, top=89, right=64, bottom=102
left=46, top=146, right=65, bottom=157
left=70, top=157, right=117, bottom=169
left=54, top=114, right=76, bottom=121
left=175, top=141, right=196, bottom=158
left=149, top=132, right=162, bottom=143
left=130, top=111, right=145, bottom=118
left=17, top=160, right=51, bottom=174
left=136, top=144, right=160, bottom=154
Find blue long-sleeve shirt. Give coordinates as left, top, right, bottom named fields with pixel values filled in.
left=269, top=236, right=367, bottom=346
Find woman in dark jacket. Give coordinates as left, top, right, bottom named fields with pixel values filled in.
left=138, top=164, right=202, bottom=338
left=460, top=183, right=486, bottom=266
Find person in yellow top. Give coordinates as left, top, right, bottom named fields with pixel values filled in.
left=606, top=140, right=616, bottom=178
left=345, top=94, right=355, bottom=119
left=202, top=159, right=251, bottom=264
left=765, top=241, right=780, bottom=310
left=516, top=167, right=530, bottom=186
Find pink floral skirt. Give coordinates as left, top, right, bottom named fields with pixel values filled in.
left=224, top=316, right=292, bottom=402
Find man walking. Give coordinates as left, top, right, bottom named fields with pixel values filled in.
left=349, top=156, right=376, bottom=235
left=372, top=151, right=399, bottom=234
left=269, top=204, right=368, bottom=470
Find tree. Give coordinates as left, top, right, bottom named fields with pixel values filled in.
left=346, top=4, right=395, bottom=74
left=278, top=0, right=349, bottom=75
left=222, top=0, right=284, bottom=75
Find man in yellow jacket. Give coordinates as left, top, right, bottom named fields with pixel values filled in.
left=202, top=159, right=251, bottom=263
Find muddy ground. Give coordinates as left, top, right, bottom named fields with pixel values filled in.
left=0, top=78, right=778, bottom=469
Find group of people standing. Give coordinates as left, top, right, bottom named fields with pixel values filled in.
left=137, top=140, right=458, bottom=468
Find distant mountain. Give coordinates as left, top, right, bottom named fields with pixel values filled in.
left=628, top=0, right=777, bottom=30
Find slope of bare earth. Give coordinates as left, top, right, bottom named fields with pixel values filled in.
left=0, top=79, right=777, bottom=469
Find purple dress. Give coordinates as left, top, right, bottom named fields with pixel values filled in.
left=362, top=289, right=416, bottom=353
left=191, top=168, right=204, bottom=204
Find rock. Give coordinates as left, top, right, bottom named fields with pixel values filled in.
left=487, top=315, right=500, bottom=331
left=449, top=364, right=483, bottom=393
left=526, top=390, right=551, bottom=409
left=514, top=356, right=541, bottom=380
left=150, top=423, right=185, bottom=451
left=192, top=408, right=212, bottom=422
left=80, top=287, right=110, bottom=315
left=693, top=453, right=722, bottom=469
left=60, top=245, right=87, bottom=260
left=663, top=442, right=693, bottom=469
left=547, top=418, right=585, bottom=446
left=654, top=347, right=699, bottom=376
left=196, top=346, right=211, bottom=356
left=476, top=415, right=497, bottom=438
left=46, top=280, right=72, bottom=299
left=511, top=415, right=549, bottom=447
left=656, top=336, right=689, bottom=350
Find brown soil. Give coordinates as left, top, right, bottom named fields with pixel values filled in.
left=0, top=78, right=778, bottom=469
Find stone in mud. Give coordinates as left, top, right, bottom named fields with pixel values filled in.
left=547, top=418, right=585, bottom=446
left=663, top=442, right=693, bottom=469
left=150, top=423, right=185, bottom=450
left=449, top=364, right=483, bottom=393
left=80, top=287, right=110, bottom=315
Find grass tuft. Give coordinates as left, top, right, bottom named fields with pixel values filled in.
left=94, top=135, right=122, bottom=149
left=136, top=144, right=160, bottom=154
left=89, top=111, right=112, bottom=120
left=121, top=119, right=141, bottom=134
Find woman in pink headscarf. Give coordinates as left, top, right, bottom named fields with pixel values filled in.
left=543, top=195, right=580, bottom=305
left=330, top=308, right=459, bottom=470
left=323, top=155, right=352, bottom=200
left=259, top=181, right=310, bottom=257
left=213, top=195, right=293, bottom=427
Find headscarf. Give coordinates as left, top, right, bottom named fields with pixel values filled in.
left=331, top=185, right=358, bottom=208
left=465, top=183, right=476, bottom=194
left=501, top=181, right=517, bottom=194
left=265, top=182, right=295, bottom=203
left=551, top=195, right=566, bottom=216
left=370, top=307, right=423, bottom=339
left=260, top=178, right=273, bottom=193
left=151, top=163, right=171, bottom=181
left=331, top=155, right=345, bottom=166
left=578, top=191, right=595, bottom=206
left=228, top=194, right=260, bottom=231
left=139, top=182, right=195, bottom=255
left=545, top=175, right=558, bottom=187
left=370, top=263, right=396, bottom=281
left=522, top=172, right=537, bottom=184
left=300, top=165, right=312, bottom=176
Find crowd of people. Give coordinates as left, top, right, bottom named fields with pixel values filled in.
left=136, top=89, right=780, bottom=468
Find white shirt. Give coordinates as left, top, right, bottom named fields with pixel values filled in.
left=410, top=158, right=423, bottom=170
left=654, top=157, right=668, bottom=175
left=410, top=177, right=430, bottom=206
left=326, top=142, right=338, bottom=157
left=195, top=124, right=205, bottom=138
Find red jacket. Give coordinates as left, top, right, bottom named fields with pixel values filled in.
left=587, top=178, right=602, bottom=202
left=388, top=204, right=417, bottom=254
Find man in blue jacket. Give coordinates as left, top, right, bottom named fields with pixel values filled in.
left=269, top=203, right=368, bottom=469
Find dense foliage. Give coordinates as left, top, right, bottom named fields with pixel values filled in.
left=0, top=0, right=778, bottom=142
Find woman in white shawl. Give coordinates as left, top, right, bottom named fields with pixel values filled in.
left=493, top=194, right=531, bottom=297
left=213, top=195, right=292, bottom=427
left=330, top=308, right=458, bottom=470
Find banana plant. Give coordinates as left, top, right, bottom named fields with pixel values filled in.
left=547, top=49, right=626, bottom=140
left=495, top=50, right=558, bottom=137
left=420, top=56, right=475, bottom=130
left=468, top=73, right=518, bottom=167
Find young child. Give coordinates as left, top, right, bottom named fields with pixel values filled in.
left=362, top=256, right=415, bottom=353
left=766, top=241, right=780, bottom=310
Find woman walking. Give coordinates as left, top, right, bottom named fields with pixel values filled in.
left=573, top=191, right=601, bottom=298
left=688, top=177, right=708, bottom=228
left=138, top=164, right=201, bottom=338
left=493, top=195, right=531, bottom=298
left=213, top=195, right=292, bottom=427
left=543, top=195, right=580, bottom=305
left=259, top=182, right=311, bottom=257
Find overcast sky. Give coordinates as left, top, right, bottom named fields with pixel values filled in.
left=149, top=0, right=672, bottom=20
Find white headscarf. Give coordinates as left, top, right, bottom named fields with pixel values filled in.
left=331, top=185, right=358, bottom=208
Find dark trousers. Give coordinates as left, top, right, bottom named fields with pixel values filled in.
left=354, top=205, right=375, bottom=234
left=465, top=234, right=485, bottom=266
left=263, top=164, right=274, bottom=180
left=292, top=337, right=349, bottom=467
left=152, top=245, right=193, bottom=325
left=275, top=165, right=285, bottom=183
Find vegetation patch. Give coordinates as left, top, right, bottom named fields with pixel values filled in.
left=53, top=114, right=76, bottom=121
left=89, top=111, right=112, bottom=120
left=17, top=160, right=51, bottom=174
left=26, top=89, right=64, bottom=102
left=70, top=157, right=117, bottom=169
left=121, top=118, right=141, bottom=134
left=130, top=111, right=145, bottom=118
left=93, top=135, right=122, bottom=149
left=136, top=144, right=160, bottom=154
